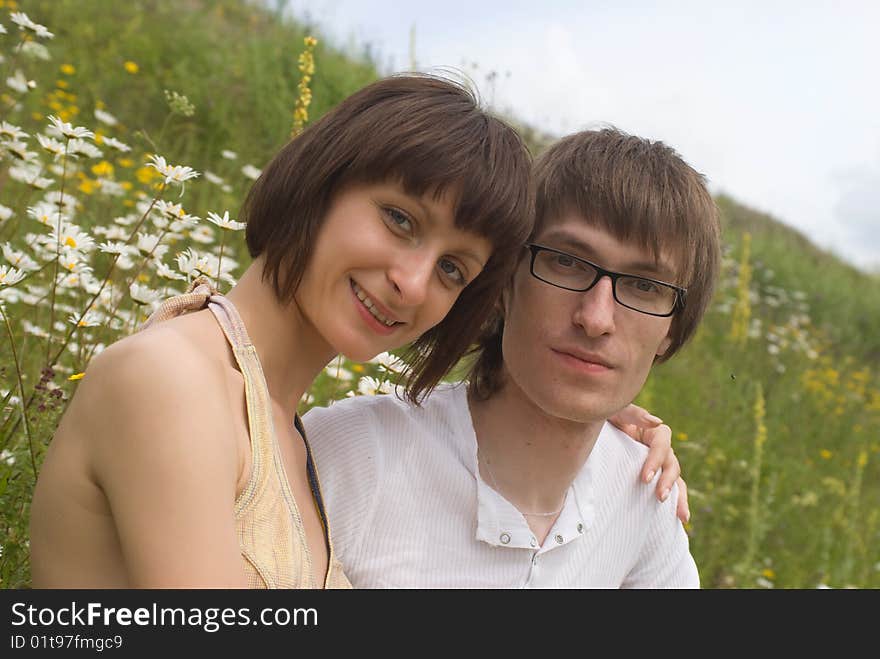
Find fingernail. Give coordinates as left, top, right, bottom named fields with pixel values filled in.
left=685, top=511, right=691, bottom=523
left=661, top=488, right=670, bottom=502
left=645, top=470, right=655, bottom=483
left=646, top=414, right=663, bottom=424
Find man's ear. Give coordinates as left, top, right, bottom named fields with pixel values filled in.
left=499, top=286, right=510, bottom=317
left=656, top=334, right=673, bottom=357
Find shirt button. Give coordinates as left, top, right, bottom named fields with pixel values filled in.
left=529, top=537, right=537, bottom=548
left=555, top=534, right=564, bottom=544
left=500, top=532, right=511, bottom=545
left=577, top=523, right=584, bottom=533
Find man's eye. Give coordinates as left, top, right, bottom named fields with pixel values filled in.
left=438, top=258, right=466, bottom=286
left=555, top=254, right=576, bottom=267
left=383, top=207, right=413, bottom=233
left=629, top=278, right=660, bottom=294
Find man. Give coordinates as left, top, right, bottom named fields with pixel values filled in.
left=304, top=127, right=720, bottom=587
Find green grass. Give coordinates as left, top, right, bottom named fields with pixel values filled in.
left=0, top=0, right=877, bottom=589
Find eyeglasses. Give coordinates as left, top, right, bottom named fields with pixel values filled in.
left=526, top=244, right=687, bottom=317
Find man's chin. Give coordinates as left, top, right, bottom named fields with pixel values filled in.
left=539, top=393, right=628, bottom=426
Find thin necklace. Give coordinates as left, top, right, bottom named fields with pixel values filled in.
left=480, top=450, right=565, bottom=517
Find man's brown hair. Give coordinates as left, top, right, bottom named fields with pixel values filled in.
left=469, top=127, right=721, bottom=399
left=242, top=73, right=533, bottom=403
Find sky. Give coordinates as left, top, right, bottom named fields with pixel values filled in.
left=284, top=0, right=880, bottom=272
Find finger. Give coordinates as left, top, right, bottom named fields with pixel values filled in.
left=675, top=477, right=690, bottom=524
left=656, top=452, right=681, bottom=500
left=611, top=403, right=663, bottom=429
left=640, top=423, right=672, bottom=483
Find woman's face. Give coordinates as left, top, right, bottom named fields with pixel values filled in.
left=295, top=181, right=493, bottom=362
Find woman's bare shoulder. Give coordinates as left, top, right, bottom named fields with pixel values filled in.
left=61, top=311, right=236, bottom=455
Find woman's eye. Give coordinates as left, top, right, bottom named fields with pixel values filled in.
left=555, top=254, right=575, bottom=267
left=438, top=258, right=466, bottom=286
left=383, top=207, right=413, bottom=233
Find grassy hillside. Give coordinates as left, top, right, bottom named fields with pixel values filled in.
left=0, top=0, right=876, bottom=588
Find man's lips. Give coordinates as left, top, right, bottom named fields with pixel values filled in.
left=552, top=348, right=614, bottom=369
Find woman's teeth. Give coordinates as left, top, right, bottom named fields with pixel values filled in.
left=352, top=281, right=397, bottom=327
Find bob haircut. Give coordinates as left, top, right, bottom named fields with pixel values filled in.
left=469, top=127, right=721, bottom=400
left=243, top=73, right=533, bottom=404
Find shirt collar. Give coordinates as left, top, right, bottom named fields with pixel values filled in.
left=454, top=386, right=598, bottom=551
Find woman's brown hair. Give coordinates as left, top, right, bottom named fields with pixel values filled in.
left=243, top=73, right=533, bottom=403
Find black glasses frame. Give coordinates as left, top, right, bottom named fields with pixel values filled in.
left=526, top=243, right=687, bottom=317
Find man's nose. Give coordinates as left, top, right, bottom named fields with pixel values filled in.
left=572, top=275, right=616, bottom=337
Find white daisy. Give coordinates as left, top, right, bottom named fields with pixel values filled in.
left=67, top=138, right=102, bottom=159
left=155, top=261, right=186, bottom=281
left=49, top=224, right=95, bottom=253
left=47, top=115, right=94, bottom=140
left=0, top=121, right=28, bottom=141
left=189, top=225, right=215, bottom=244
left=100, top=136, right=130, bottom=152
left=203, top=170, right=225, bottom=185
left=94, top=109, right=118, bottom=126
left=68, top=310, right=103, bottom=328
left=27, top=202, right=64, bottom=227
left=129, top=283, right=162, bottom=306
left=98, top=241, right=129, bottom=256
left=206, top=210, right=245, bottom=231
left=22, top=320, right=49, bottom=338
left=6, top=70, right=36, bottom=93
left=21, top=41, right=50, bottom=60
left=241, top=164, right=261, bottom=180
left=0, top=265, right=25, bottom=287
left=4, top=139, right=36, bottom=161
left=136, top=232, right=168, bottom=260
left=221, top=150, right=237, bottom=160
left=147, top=154, right=199, bottom=194
left=3, top=243, right=39, bottom=271
left=36, top=133, right=69, bottom=159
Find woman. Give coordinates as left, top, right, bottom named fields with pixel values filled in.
left=29, top=74, right=680, bottom=588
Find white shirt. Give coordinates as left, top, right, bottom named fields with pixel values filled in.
left=304, top=383, right=699, bottom=588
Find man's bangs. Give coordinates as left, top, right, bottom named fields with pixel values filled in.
left=537, top=175, right=695, bottom=286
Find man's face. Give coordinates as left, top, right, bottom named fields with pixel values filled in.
left=500, top=213, right=677, bottom=423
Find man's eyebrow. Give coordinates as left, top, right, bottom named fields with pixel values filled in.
left=539, top=229, right=676, bottom=280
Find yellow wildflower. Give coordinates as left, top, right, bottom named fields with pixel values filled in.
left=60, top=64, right=75, bottom=75
left=91, top=160, right=114, bottom=178
left=77, top=178, right=97, bottom=195
left=124, top=61, right=139, bottom=74
left=677, top=432, right=688, bottom=442
left=56, top=79, right=69, bottom=89
left=135, top=166, right=158, bottom=184
left=290, top=36, right=318, bottom=138
left=118, top=158, right=135, bottom=168
left=68, top=372, right=85, bottom=381
left=761, top=568, right=775, bottom=579
left=820, top=449, right=832, bottom=460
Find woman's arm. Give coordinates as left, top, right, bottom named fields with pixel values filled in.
left=73, top=337, right=248, bottom=587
